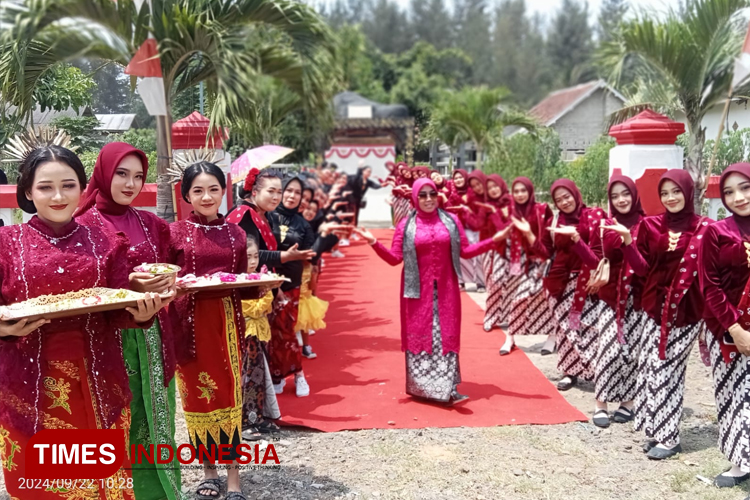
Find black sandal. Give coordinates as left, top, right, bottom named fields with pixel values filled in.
left=257, top=420, right=281, bottom=434
left=613, top=406, right=634, bottom=423
left=556, top=375, right=577, bottom=391
left=225, top=492, right=247, bottom=500
left=195, top=478, right=221, bottom=499
left=592, top=409, right=610, bottom=428
left=241, top=427, right=263, bottom=441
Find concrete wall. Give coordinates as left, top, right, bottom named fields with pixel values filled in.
left=556, top=89, right=624, bottom=153
left=674, top=99, right=750, bottom=141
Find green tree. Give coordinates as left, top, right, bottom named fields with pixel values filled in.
left=597, top=0, right=628, bottom=43
left=428, top=86, right=538, bottom=170
left=565, top=136, right=615, bottom=206
left=1, top=0, right=335, bottom=221
left=410, top=0, right=454, bottom=50
left=492, top=0, right=550, bottom=105
left=453, top=0, right=493, bottom=84
left=598, top=0, right=749, bottom=206
left=547, top=0, right=594, bottom=87
left=33, top=63, right=95, bottom=114
left=49, top=116, right=104, bottom=152
left=361, top=0, right=413, bottom=53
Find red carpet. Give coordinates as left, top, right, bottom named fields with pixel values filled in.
left=277, top=229, right=587, bottom=431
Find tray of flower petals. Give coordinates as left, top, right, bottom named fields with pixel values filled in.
left=176, top=269, right=288, bottom=292
left=0, top=288, right=171, bottom=322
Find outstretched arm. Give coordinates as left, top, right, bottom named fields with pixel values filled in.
left=354, top=223, right=405, bottom=266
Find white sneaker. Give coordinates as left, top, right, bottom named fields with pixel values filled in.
left=295, top=375, right=310, bottom=397
left=273, top=379, right=286, bottom=394
left=339, top=239, right=350, bottom=247
left=331, top=250, right=345, bottom=258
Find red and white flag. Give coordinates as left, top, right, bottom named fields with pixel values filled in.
left=733, top=21, right=750, bottom=89
left=125, top=39, right=168, bottom=116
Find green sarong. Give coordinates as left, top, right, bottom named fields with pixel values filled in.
left=123, top=320, right=183, bottom=500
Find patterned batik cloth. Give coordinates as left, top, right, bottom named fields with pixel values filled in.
left=633, top=317, right=701, bottom=447
left=122, top=321, right=181, bottom=500
left=461, top=229, right=485, bottom=288
left=551, top=274, right=600, bottom=381
left=482, top=250, right=509, bottom=331
left=175, top=296, right=243, bottom=461
left=503, top=252, right=555, bottom=337
left=0, top=359, right=135, bottom=500
left=393, top=197, right=412, bottom=227
left=709, top=332, right=750, bottom=472
left=594, top=297, right=644, bottom=403
left=405, top=283, right=461, bottom=402
left=241, top=334, right=266, bottom=430
left=268, top=288, right=303, bottom=383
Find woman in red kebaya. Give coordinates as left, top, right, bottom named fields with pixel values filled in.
left=461, top=170, right=488, bottom=292
left=496, top=177, right=555, bottom=355
left=570, top=176, right=647, bottom=428
left=535, top=179, right=605, bottom=391
left=76, top=142, right=182, bottom=500
left=0, top=146, right=164, bottom=500
left=471, top=174, right=512, bottom=332
left=169, top=162, right=263, bottom=500
left=624, top=170, right=711, bottom=460
left=699, top=162, right=750, bottom=488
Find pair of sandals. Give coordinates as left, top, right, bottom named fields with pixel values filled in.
left=592, top=406, right=634, bottom=428
left=195, top=478, right=246, bottom=500
left=242, top=420, right=281, bottom=441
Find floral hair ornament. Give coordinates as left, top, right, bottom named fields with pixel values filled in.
left=243, top=167, right=261, bottom=192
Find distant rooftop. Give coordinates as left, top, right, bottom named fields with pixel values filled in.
left=530, top=80, right=625, bottom=126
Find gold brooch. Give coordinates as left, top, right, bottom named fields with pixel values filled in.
left=744, top=242, right=750, bottom=267
left=667, top=231, right=681, bottom=252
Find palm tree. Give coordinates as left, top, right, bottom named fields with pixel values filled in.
left=427, top=86, right=538, bottom=171
left=0, top=0, right=335, bottom=220
left=598, top=0, right=749, bottom=206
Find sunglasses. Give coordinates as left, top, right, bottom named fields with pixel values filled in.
left=418, top=191, right=439, bottom=200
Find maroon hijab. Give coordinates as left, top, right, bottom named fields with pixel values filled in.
left=608, top=175, right=644, bottom=228
left=78, top=142, right=149, bottom=216
left=720, top=162, right=750, bottom=237
left=550, top=178, right=584, bottom=225
left=452, top=169, right=469, bottom=195
left=467, top=170, right=487, bottom=204
left=430, top=170, right=446, bottom=189
left=658, top=169, right=695, bottom=232
left=485, top=174, right=512, bottom=209
left=512, top=177, right=536, bottom=219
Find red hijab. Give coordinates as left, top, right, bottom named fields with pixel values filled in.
left=452, top=169, right=469, bottom=195
left=466, top=170, right=487, bottom=204
left=511, top=177, right=536, bottom=219
left=658, top=169, right=696, bottom=232
left=485, top=174, right=512, bottom=209
left=78, top=142, right=149, bottom=216
left=608, top=175, right=644, bottom=228
left=720, top=162, right=750, bottom=237
left=550, top=178, right=584, bottom=225
left=430, top=170, right=446, bottom=189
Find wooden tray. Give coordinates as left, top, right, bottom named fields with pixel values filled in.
left=178, top=277, right=288, bottom=292
left=0, top=289, right=171, bottom=322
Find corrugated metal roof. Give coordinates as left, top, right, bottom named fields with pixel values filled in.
left=95, top=114, right=136, bottom=132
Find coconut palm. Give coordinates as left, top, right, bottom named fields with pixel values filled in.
left=427, top=86, right=538, bottom=171
left=598, top=0, right=750, bottom=205
left=0, top=0, right=335, bottom=220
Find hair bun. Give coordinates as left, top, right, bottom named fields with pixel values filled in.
left=243, top=167, right=261, bottom=192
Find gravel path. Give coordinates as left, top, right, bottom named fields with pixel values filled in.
left=2, top=288, right=748, bottom=500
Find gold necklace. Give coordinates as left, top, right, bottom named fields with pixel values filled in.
left=667, top=231, right=681, bottom=252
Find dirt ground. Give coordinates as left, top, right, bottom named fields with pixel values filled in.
left=2, top=287, right=747, bottom=500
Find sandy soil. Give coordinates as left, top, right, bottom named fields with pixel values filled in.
left=2, top=287, right=747, bottom=500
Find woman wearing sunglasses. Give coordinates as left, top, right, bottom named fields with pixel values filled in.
left=354, top=178, right=507, bottom=404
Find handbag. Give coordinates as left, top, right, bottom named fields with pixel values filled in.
left=585, top=221, right=610, bottom=294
